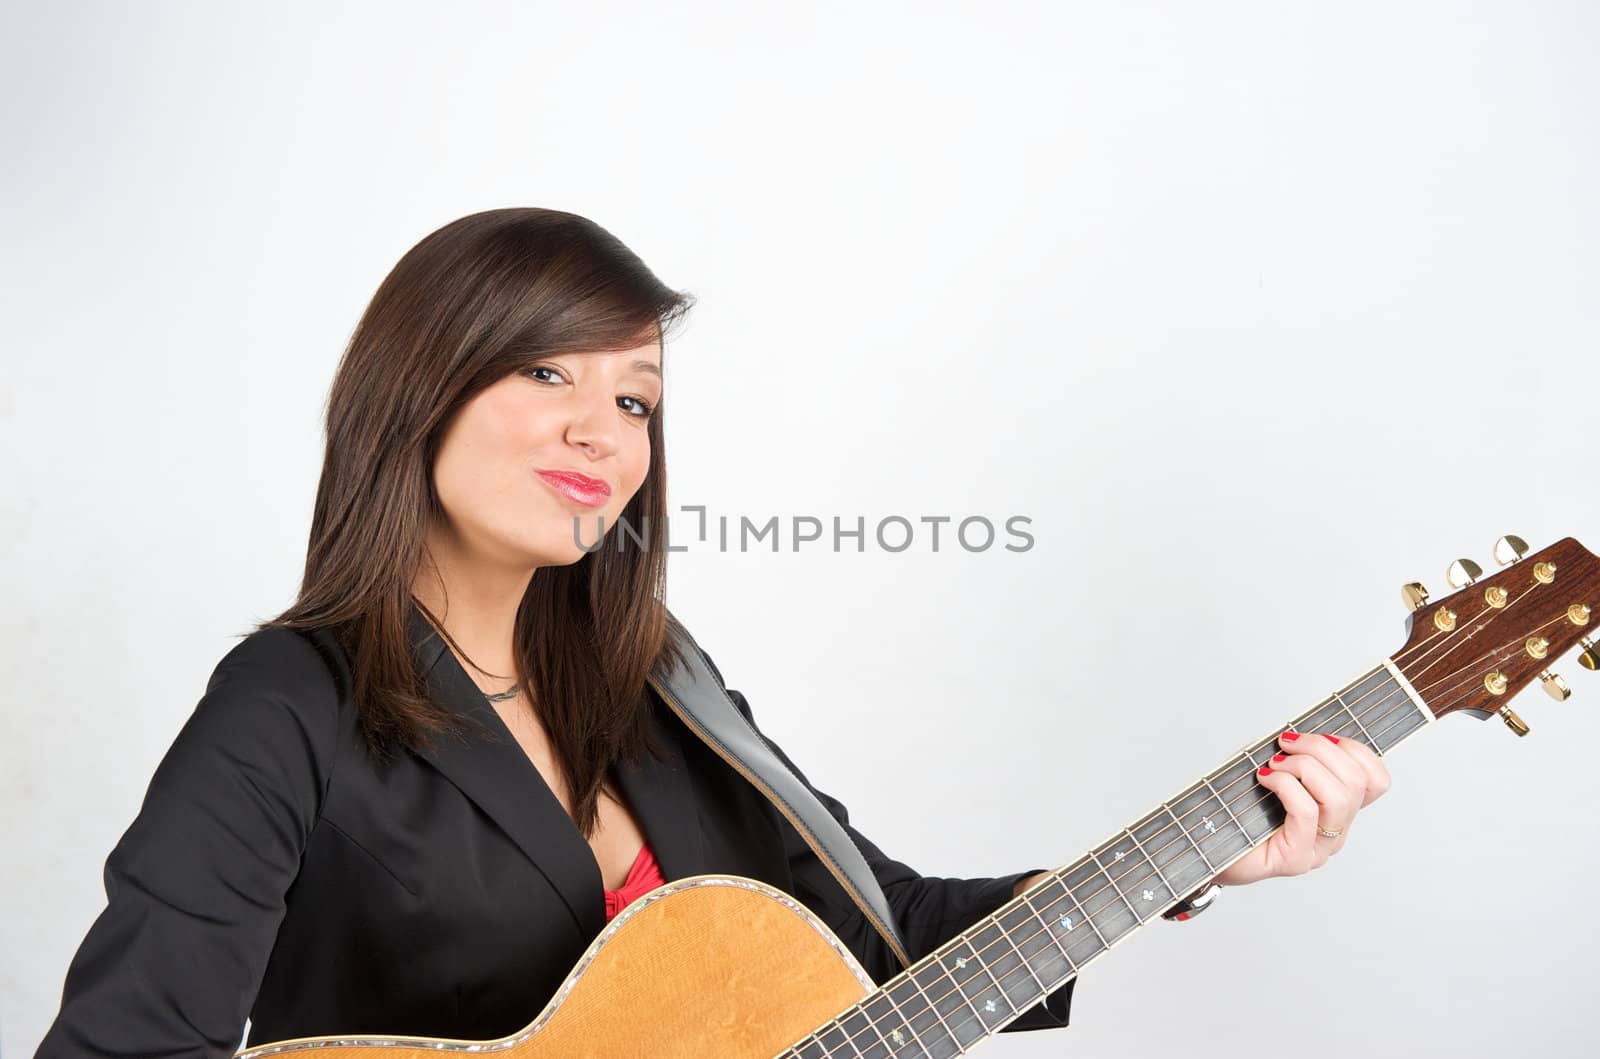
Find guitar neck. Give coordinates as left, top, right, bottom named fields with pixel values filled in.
left=781, top=660, right=1436, bottom=1058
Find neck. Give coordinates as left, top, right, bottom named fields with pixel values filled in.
left=781, top=658, right=1434, bottom=1057
left=410, top=535, right=534, bottom=684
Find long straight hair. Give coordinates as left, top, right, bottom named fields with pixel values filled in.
left=262, top=207, right=695, bottom=837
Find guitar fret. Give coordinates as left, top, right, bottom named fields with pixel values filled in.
left=965, top=917, right=1038, bottom=1018
left=902, top=972, right=963, bottom=1055
left=864, top=991, right=928, bottom=1055
left=885, top=973, right=959, bottom=1057
left=1382, top=659, right=1436, bottom=729
left=1171, top=783, right=1252, bottom=874
left=1234, top=747, right=1289, bottom=843
left=1129, top=805, right=1212, bottom=901
left=817, top=1020, right=864, bottom=1059
left=961, top=935, right=1019, bottom=1020
left=1017, top=889, right=1078, bottom=973
left=1063, top=856, right=1137, bottom=942
left=1300, top=693, right=1347, bottom=733
left=1000, top=894, right=1076, bottom=999
left=1332, top=690, right=1377, bottom=747
left=875, top=982, right=934, bottom=1058
left=920, top=934, right=1015, bottom=1040
left=1348, top=667, right=1429, bottom=754
left=1047, top=873, right=1110, bottom=953
left=1368, top=693, right=1428, bottom=751
left=1160, top=801, right=1217, bottom=874
left=857, top=998, right=896, bottom=1055
left=989, top=914, right=1050, bottom=996
left=832, top=1011, right=883, bottom=1055
left=1091, top=844, right=1149, bottom=923
left=1119, top=825, right=1176, bottom=904
left=924, top=944, right=991, bottom=1041
left=787, top=1030, right=824, bottom=1059
left=1201, top=770, right=1257, bottom=845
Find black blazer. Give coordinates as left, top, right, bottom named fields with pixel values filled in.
left=38, top=602, right=1073, bottom=1056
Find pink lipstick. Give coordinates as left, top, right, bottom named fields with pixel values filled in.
left=536, top=469, right=611, bottom=508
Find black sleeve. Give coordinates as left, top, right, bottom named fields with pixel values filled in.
left=695, top=646, right=1074, bottom=1034
left=36, top=628, right=342, bottom=1059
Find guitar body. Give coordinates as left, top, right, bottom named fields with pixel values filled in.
left=236, top=875, right=874, bottom=1059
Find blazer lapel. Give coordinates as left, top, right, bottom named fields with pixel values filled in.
left=612, top=692, right=706, bottom=885
left=404, top=603, right=605, bottom=943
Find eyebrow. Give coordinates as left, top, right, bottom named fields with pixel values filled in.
left=630, top=360, right=662, bottom=379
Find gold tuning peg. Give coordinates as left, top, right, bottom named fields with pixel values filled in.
left=1499, top=705, right=1530, bottom=737
left=1447, top=558, right=1484, bottom=589
left=1493, top=535, right=1530, bottom=566
left=1541, top=671, right=1572, bottom=701
left=1579, top=636, right=1599, bottom=671
left=1401, top=582, right=1431, bottom=612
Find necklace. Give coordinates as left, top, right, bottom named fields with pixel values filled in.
left=412, top=597, right=523, bottom=704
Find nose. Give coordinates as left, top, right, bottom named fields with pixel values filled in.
left=563, top=384, right=621, bottom=460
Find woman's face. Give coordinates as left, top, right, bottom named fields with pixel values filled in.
left=429, top=340, right=663, bottom=572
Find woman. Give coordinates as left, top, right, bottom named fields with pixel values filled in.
left=36, top=207, right=1390, bottom=1057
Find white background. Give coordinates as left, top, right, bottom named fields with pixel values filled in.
left=4, top=2, right=1598, bottom=1056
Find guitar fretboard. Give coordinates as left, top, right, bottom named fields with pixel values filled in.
left=781, top=661, right=1433, bottom=1058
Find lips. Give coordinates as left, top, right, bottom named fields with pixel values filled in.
left=536, top=469, right=612, bottom=508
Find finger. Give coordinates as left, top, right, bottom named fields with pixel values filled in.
left=1263, top=752, right=1356, bottom=847
left=1278, top=731, right=1369, bottom=804
left=1255, top=762, right=1325, bottom=875
left=1332, top=737, right=1392, bottom=806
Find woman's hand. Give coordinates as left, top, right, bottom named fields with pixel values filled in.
left=1008, top=731, right=1391, bottom=900
left=1211, top=730, right=1391, bottom=887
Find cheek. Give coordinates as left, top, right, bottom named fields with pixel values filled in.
left=434, top=444, right=504, bottom=521
left=617, top=433, right=653, bottom=496
left=614, top=428, right=652, bottom=486
left=555, top=437, right=646, bottom=546
left=435, top=405, right=544, bottom=508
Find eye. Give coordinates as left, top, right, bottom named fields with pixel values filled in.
left=523, top=365, right=654, bottom=420
left=522, top=365, right=565, bottom=385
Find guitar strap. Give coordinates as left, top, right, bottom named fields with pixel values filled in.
left=645, top=624, right=914, bottom=971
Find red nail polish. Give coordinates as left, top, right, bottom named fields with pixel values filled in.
left=1281, top=731, right=1300, bottom=742
left=1258, top=765, right=1273, bottom=776
left=1272, top=753, right=1286, bottom=762
left=1323, top=734, right=1340, bottom=744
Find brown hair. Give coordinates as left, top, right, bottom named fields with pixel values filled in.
left=261, top=207, right=696, bottom=837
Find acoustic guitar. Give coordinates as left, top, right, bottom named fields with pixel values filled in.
left=234, top=534, right=1599, bottom=1058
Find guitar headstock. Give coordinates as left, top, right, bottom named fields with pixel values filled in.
left=1391, top=535, right=1600, bottom=735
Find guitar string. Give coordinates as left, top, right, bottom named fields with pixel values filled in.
left=803, top=677, right=1425, bottom=1057
left=1374, top=576, right=1576, bottom=699
left=801, top=597, right=1585, bottom=1057
left=1406, top=612, right=1575, bottom=714
left=1400, top=579, right=1552, bottom=685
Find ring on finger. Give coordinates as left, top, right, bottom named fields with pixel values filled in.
left=1316, top=824, right=1345, bottom=839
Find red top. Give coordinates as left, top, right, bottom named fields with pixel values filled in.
left=602, top=841, right=666, bottom=923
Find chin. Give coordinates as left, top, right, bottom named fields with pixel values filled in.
left=530, top=528, right=605, bottom=566
left=523, top=507, right=631, bottom=566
